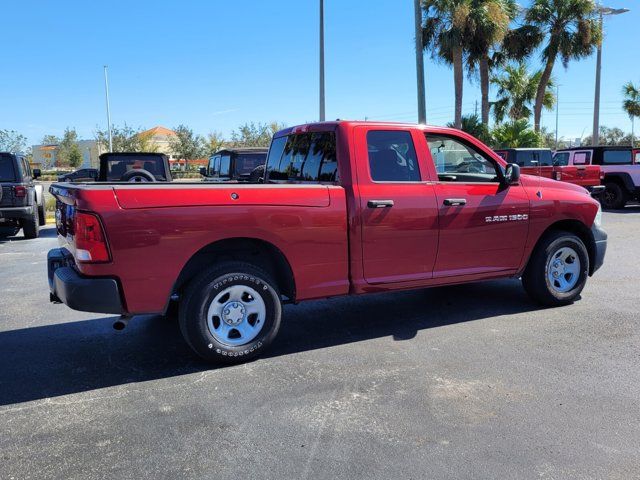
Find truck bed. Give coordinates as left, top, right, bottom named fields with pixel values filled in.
left=51, top=182, right=349, bottom=313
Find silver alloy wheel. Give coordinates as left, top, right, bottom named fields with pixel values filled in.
left=206, top=284, right=266, bottom=346
left=547, top=246, right=581, bottom=293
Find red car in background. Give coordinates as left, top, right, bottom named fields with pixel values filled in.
left=494, top=148, right=603, bottom=195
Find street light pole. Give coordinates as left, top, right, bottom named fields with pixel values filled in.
left=555, top=84, right=560, bottom=149
left=592, top=10, right=603, bottom=146
left=414, top=0, right=426, bottom=124
left=319, top=0, right=326, bottom=122
left=592, top=5, right=629, bottom=146
left=103, top=65, right=113, bottom=152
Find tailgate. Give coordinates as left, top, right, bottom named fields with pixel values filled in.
left=49, top=184, right=78, bottom=240
left=554, top=165, right=602, bottom=187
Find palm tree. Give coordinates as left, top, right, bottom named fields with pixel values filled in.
left=447, top=114, right=490, bottom=141
left=491, top=63, right=555, bottom=123
left=492, top=118, right=541, bottom=147
left=466, top=0, right=518, bottom=126
left=524, top=0, right=600, bottom=131
left=622, top=81, right=640, bottom=147
left=422, top=0, right=475, bottom=128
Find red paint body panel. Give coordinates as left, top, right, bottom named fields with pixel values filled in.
left=52, top=121, right=601, bottom=315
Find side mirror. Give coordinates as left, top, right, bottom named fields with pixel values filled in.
left=33, top=168, right=41, bottom=179
left=199, top=167, right=208, bottom=177
left=504, top=163, right=520, bottom=185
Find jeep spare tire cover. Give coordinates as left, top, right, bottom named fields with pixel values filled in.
left=120, top=169, right=156, bottom=183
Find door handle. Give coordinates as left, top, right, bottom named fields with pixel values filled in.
left=367, top=200, right=394, bottom=208
left=443, top=198, right=467, bottom=206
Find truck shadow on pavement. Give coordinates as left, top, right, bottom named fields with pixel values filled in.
left=0, top=279, right=544, bottom=406
left=0, top=226, right=57, bottom=244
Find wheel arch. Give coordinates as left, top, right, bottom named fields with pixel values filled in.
left=603, top=172, right=634, bottom=193
left=169, top=237, right=296, bottom=311
left=527, top=219, right=597, bottom=276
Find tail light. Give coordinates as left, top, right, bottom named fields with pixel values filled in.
left=600, top=171, right=605, bottom=181
left=14, top=186, right=26, bottom=197
left=74, top=212, right=110, bottom=263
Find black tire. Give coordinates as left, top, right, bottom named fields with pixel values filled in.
left=601, top=181, right=627, bottom=210
left=522, top=231, right=589, bottom=306
left=120, top=169, right=156, bottom=183
left=21, top=207, right=40, bottom=239
left=38, top=202, right=46, bottom=226
left=179, top=262, right=282, bottom=364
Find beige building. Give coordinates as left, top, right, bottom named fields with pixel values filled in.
left=139, top=126, right=178, bottom=158
left=31, top=140, right=104, bottom=170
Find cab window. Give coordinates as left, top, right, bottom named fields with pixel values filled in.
left=553, top=152, right=569, bottom=166
left=266, top=132, right=337, bottom=183
left=367, top=130, right=420, bottom=182
left=572, top=152, right=591, bottom=165
left=602, top=150, right=632, bottom=165
left=426, top=134, right=500, bottom=182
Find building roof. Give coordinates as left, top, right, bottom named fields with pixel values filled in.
left=139, top=126, right=177, bottom=137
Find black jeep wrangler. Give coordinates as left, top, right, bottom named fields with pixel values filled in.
left=0, top=152, right=45, bottom=239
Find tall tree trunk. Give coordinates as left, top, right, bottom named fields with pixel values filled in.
left=479, top=55, right=490, bottom=126
left=453, top=46, right=464, bottom=129
left=534, top=57, right=555, bottom=132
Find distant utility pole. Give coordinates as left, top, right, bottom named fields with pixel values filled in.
left=414, top=0, right=426, bottom=124
left=319, top=0, right=326, bottom=122
left=474, top=100, right=478, bottom=117
left=103, top=65, right=113, bottom=152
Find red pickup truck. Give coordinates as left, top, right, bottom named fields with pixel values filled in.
left=493, top=148, right=603, bottom=194
left=48, top=121, right=607, bottom=363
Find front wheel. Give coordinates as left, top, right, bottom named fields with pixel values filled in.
left=522, top=231, right=589, bottom=306
left=179, top=262, right=282, bottom=364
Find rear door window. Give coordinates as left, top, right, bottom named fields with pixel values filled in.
left=602, top=150, right=632, bottom=165
left=266, top=132, right=337, bottom=183
left=0, top=154, right=17, bottom=181
left=368, top=130, right=420, bottom=182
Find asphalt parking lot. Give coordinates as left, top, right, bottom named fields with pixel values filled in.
left=1, top=209, right=639, bottom=480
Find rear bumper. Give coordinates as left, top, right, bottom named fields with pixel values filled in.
left=0, top=206, right=33, bottom=220
left=48, top=248, right=124, bottom=315
left=590, top=224, right=607, bottom=275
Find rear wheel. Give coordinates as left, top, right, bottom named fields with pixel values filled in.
left=21, top=208, right=40, bottom=239
left=522, top=231, right=589, bottom=306
left=601, top=182, right=627, bottom=210
left=38, top=202, right=46, bottom=226
left=179, top=262, right=282, bottom=363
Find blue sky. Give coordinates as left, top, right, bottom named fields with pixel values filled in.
left=1, top=0, right=638, bottom=146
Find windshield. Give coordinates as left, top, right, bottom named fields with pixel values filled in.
left=103, top=154, right=167, bottom=181
left=235, top=154, right=266, bottom=176
left=0, top=154, right=17, bottom=182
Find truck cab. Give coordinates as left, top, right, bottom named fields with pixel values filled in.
left=200, top=148, right=267, bottom=183
left=0, top=152, right=45, bottom=238
left=554, top=146, right=639, bottom=209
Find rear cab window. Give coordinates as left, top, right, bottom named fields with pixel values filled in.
left=0, top=154, right=17, bottom=182
left=266, top=132, right=338, bottom=183
left=104, top=154, right=167, bottom=181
